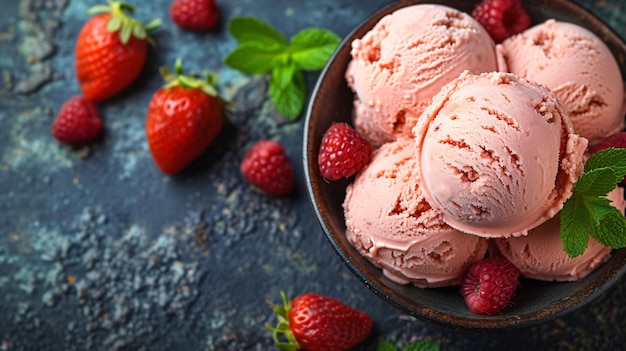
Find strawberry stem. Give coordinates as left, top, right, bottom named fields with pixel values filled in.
left=160, top=58, right=220, bottom=97
left=265, top=291, right=301, bottom=351
left=86, top=1, right=161, bottom=45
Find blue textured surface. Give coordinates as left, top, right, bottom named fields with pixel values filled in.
left=0, top=0, right=624, bottom=350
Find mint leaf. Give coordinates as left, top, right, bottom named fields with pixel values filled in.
left=404, top=340, right=440, bottom=351
left=228, top=16, right=287, bottom=48
left=290, top=28, right=341, bottom=70
left=224, top=44, right=287, bottom=74
left=584, top=147, right=626, bottom=173
left=377, top=340, right=398, bottom=351
left=561, top=195, right=593, bottom=258
left=269, top=64, right=306, bottom=120
left=594, top=209, right=626, bottom=248
left=575, top=167, right=623, bottom=196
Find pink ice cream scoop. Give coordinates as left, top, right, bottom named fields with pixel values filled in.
left=494, top=187, right=626, bottom=281
left=499, top=19, right=625, bottom=146
left=343, top=139, right=488, bottom=288
left=345, top=4, right=498, bottom=146
left=413, top=71, right=588, bottom=238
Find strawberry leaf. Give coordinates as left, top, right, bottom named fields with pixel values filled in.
left=290, top=28, right=341, bottom=70
left=107, top=16, right=122, bottom=32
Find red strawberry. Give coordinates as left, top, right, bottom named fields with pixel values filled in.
left=472, top=0, right=531, bottom=43
left=52, top=95, right=103, bottom=144
left=240, top=140, right=295, bottom=197
left=75, top=1, right=161, bottom=102
left=318, top=122, right=372, bottom=181
left=267, top=291, right=373, bottom=351
left=170, top=0, right=220, bottom=31
left=461, top=257, right=520, bottom=315
left=146, top=59, right=224, bottom=174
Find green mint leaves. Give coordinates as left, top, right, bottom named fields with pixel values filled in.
left=561, top=148, right=626, bottom=258
left=377, top=339, right=440, bottom=351
left=224, top=16, right=341, bottom=121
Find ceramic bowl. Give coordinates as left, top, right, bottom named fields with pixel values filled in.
left=303, top=0, right=626, bottom=331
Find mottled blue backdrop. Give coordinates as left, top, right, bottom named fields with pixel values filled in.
left=0, top=0, right=624, bottom=350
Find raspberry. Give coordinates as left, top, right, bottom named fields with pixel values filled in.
left=240, top=140, right=295, bottom=197
left=460, top=257, right=520, bottom=315
left=170, top=0, right=220, bottom=31
left=472, top=0, right=531, bottom=43
left=594, top=132, right=626, bottom=152
left=52, top=95, right=103, bottom=145
left=318, top=122, right=372, bottom=181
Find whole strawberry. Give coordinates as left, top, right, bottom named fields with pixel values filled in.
left=52, top=95, right=103, bottom=145
left=472, top=0, right=531, bottom=43
left=240, top=140, right=295, bottom=197
left=267, top=291, right=373, bottom=351
left=318, top=122, right=372, bottom=181
left=461, top=257, right=520, bottom=315
left=146, top=59, right=223, bottom=174
left=75, top=1, right=161, bottom=102
left=170, top=0, right=220, bottom=31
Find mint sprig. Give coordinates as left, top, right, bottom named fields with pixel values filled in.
left=560, top=148, right=626, bottom=258
left=224, top=16, right=341, bottom=121
left=377, top=339, right=440, bottom=351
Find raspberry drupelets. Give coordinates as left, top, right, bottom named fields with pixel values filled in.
left=318, top=122, right=372, bottom=181
left=472, top=0, right=531, bottom=43
left=170, top=0, right=220, bottom=31
left=52, top=96, right=103, bottom=145
left=461, top=257, right=520, bottom=315
left=240, top=140, right=295, bottom=197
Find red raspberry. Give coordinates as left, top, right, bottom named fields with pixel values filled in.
left=240, top=140, right=295, bottom=197
left=594, top=132, right=626, bottom=152
left=52, top=95, right=103, bottom=145
left=318, top=122, right=372, bottom=181
left=170, top=0, right=220, bottom=31
left=461, top=257, right=520, bottom=315
left=472, top=0, right=531, bottom=43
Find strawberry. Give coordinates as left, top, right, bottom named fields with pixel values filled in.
left=145, top=59, right=224, bottom=174
left=75, top=1, right=161, bottom=102
left=318, top=122, right=372, bottom=181
left=472, top=0, right=531, bottom=43
left=240, top=140, right=295, bottom=197
left=170, top=0, right=220, bottom=31
left=267, top=291, right=373, bottom=351
left=460, top=257, right=520, bottom=315
left=52, top=95, right=103, bottom=145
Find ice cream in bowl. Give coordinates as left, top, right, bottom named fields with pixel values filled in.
left=303, top=0, right=626, bottom=330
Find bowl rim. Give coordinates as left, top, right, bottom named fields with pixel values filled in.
left=303, top=0, right=626, bottom=331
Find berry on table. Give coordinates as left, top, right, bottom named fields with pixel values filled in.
left=52, top=95, right=103, bottom=145
left=170, top=0, right=220, bottom=31
left=460, top=257, right=520, bottom=315
left=240, top=140, right=295, bottom=197
left=145, top=59, right=224, bottom=175
left=267, top=291, right=373, bottom=351
left=318, top=122, right=372, bottom=181
left=472, top=0, right=531, bottom=43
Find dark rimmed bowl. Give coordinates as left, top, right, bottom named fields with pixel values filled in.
left=303, top=0, right=626, bottom=331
